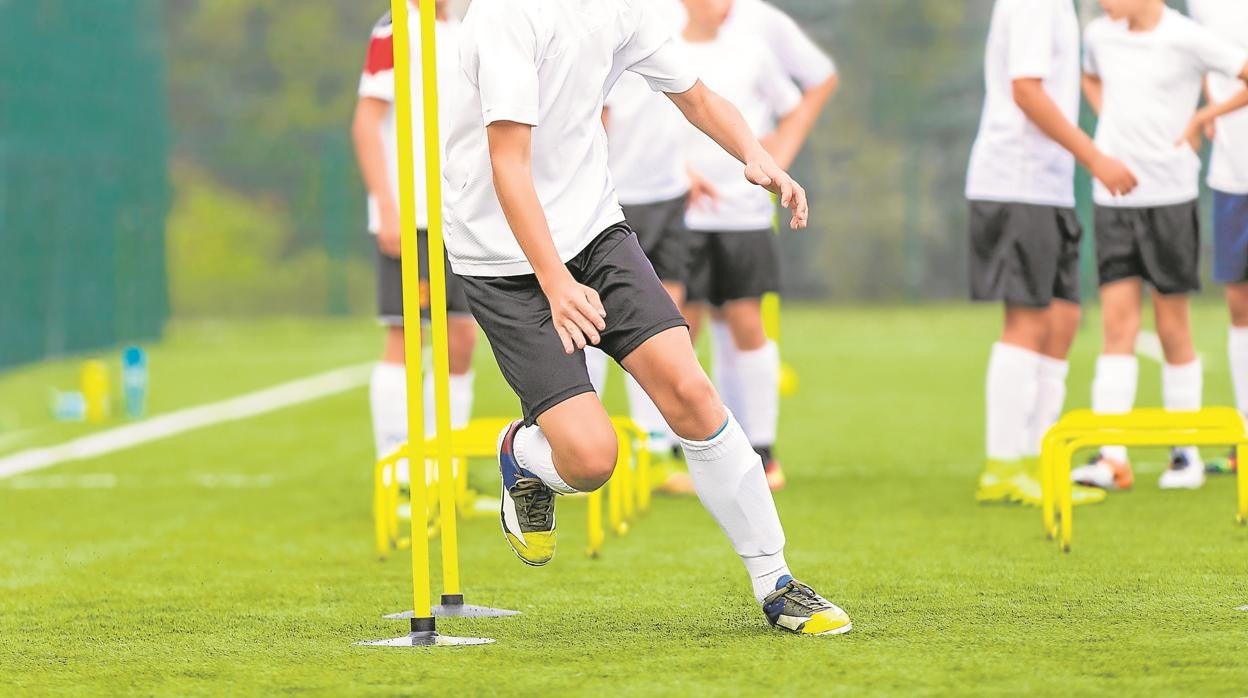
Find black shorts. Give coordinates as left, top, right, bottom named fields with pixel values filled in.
left=376, top=229, right=473, bottom=327
left=622, top=194, right=690, bottom=284
left=460, top=225, right=688, bottom=425
left=967, top=201, right=1082, bottom=307
left=1094, top=201, right=1200, bottom=295
left=685, top=228, right=781, bottom=306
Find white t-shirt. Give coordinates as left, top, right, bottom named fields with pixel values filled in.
left=1187, top=0, right=1248, bottom=195
left=605, top=71, right=690, bottom=206
left=357, top=11, right=461, bottom=232
left=965, top=0, right=1082, bottom=208
left=1084, top=8, right=1248, bottom=207
left=680, top=34, right=802, bottom=232
left=442, top=0, right=697, bottom=277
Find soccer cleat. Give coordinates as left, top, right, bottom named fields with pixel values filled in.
left=1206, top=448, right=1238, bottom=475
left=975, top=459, right=1022, bottom=503
left=762, top=575, right=852, bottom=636
left=1008, top=464, right=1107, bottom=508
left=497, top=420, right=557, bottom=566
left=1071, top=452, right=1134, bottom=490
left=1159, top=448, right=1206, bottom=490
left=764, top=459, right=787, bottom=491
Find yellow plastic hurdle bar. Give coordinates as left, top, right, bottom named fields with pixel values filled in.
left=1039, top=407, right=1248, bottom=552
left=374, top=416, right=654, bottom=560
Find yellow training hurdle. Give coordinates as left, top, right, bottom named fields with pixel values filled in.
left=374, top=416, right=654, bottom=560
left=1040, top=407, right=1248, bottom=553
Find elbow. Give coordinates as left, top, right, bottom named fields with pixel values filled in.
left=1011, top=80, right=1037, bottom=110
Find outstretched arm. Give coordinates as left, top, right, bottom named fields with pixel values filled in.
left=665, top=81, right=808, bottom=229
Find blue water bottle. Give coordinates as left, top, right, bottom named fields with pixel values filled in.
left=122, top=346, right=148, bottom=419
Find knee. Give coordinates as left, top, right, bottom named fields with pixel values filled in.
left=663, top=373, right=722, bottom=438
left=555, top=424, right=618, bottom=491
left=1228, top=286, right=1248, bottom=326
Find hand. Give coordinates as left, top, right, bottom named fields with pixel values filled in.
left=541, top=275, right=607, bottom=354
left=1176, top=113, right=1207, bottom=153
left=377, top=202, right=402, bottom=258
left=744, top=158, right=808, bottom=229
left=1089, top=152, right=1138, bottom=197
left=687, top=168, right=719, bottom=211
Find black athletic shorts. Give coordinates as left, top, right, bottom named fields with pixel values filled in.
left=376, top=229, right=473, bottom=327
left=967, top=200, right=1082, bottom=307
left=622, top=194, right=691, bottom=285
left=460, top=224, right=688, bottom=425
left=1094, top=201, right=1200, bottom=295
left=685, top=228, right=781, bottom=306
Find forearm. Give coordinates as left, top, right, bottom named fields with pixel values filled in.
left=669, top=82, right=770, bottom=167
left=766, top=76, right=837, bottom=169
left=1195, top=88, right=1248, bottom=125
left=1082, top=74, right=1103, bottom=114
left=351, top=106, right=397, bottom=211
left=1014, top=80, right=1100, bottom=170
left=490, top=158, right=568, bottom=286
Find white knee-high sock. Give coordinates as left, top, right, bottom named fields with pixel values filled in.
left=735, top=341, right=781, bottom=449
left=585, top=347, right=610, bottom=396
left=1164, top=359, right=1203, bottom=463
left=710, top=320, right=746, bottom=421
left=449, top=371, right=475, bottom=430
left=513, top=425, right=578, bottom=494
left=1027, top=357, right=1069, bottom=458
left=1092, top=354, right=1139, bottom=463
left=1229, top=328, right=1248, bottom=417
left=680, top=412, right=790, bottom=602
left=625, top=374, right=675, bottom=452
left=986, top=343, right=1041, bottom=462
left=371, top=362, right=408, bottom=459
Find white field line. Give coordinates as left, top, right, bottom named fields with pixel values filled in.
left=0, top=364, right=372, bottom=480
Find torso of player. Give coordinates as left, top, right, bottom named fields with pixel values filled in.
left=1087, top=10, right=1222, bottom=206
left=606, top=72, right=690, bottom=207
left=682, top=33, right=799, bottom=232
left=965, top=0, right=1081, bottom=208
left=1188, top=0, right=1248, bottom=195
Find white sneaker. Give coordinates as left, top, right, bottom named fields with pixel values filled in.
left=1159, top=448, right=1205, bottom=490
left=1072, top=453, right=1134, bottom=490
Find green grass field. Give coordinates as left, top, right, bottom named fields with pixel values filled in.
left=3, top=305, right=1247, bottom=696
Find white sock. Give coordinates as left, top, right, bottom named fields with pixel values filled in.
left=625, top=374, right=675, bottom=452
left=1229, top=328, right=1248, bottom=417
left=680, top=411, right=789, bottom=603
left=1164, top=359, right=1203, bottom=464
left=710, top=321, right=746, bottom=422
left=450, top=371, right=474, bottom=430
left=985, top=343, right=1041, bottom=462
left=513, top=425, right=579, bottom=495
left=734, top=341, right=781, bottom=449
left=370, top=362, right=408, bottom=459
left=1027, top=357, right=1069, bottom=458
left=585, top=347, right=610, bottom=396
left=1092, top=354, right=1139, bottom=463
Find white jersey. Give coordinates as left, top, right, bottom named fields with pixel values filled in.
left=358, top=11, right=461, bottom=232
left=443, top=0, right=697, bottom=277
left=680, top=33, right=802, bottom=232
left=1187, top=0, right=1248, bottom=195
left=965, top=0, right=1082, bottom=208
left=1084, top=8, right=1248, bottom=207
left=725, top=0, right=837, bottom=90
left=605, top=72, right=690, bottom=207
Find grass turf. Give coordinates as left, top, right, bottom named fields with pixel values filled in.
left=2, top=305, right=1247, bottom=696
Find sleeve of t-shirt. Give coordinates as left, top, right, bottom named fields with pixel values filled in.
left=359, top=23, right=396, bottom=102
left=1006, top=0, right=1057, bottom=79
left=1188, top=21, right=1248, bottom=78
left=468, top=1, right=541, bottom=126
left=619, top=1, right=698, bottom=94
left=758, top=46, right=803, bottom=118
left=1082, top=23, right=1101, bottom=76
left=757, top=2, right=836, bottom=89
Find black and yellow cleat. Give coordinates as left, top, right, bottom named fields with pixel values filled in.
left=497, top=420, right=557, bottom=566
left=762, top=576, right=852, bottom=636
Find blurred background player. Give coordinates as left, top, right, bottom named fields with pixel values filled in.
left=352, top=0, right=478, bottom=466
left=1188, top=0, right=1248, bottom=474
left=966, top=0, right=1135, bottom=506
left=1072, top=0, right=1248, bottom=492
left=680, top=0, right=836, bottom=491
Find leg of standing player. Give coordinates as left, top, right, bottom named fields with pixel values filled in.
left=1220, top=192, right=1248, bottom=474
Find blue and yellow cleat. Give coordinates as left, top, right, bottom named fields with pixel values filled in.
left=762, top=576, right=852, bottom=636
left=498, top=420, right=557, bottom=566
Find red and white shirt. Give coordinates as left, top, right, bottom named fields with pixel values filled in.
left=358, top=9, right=461, bottom=232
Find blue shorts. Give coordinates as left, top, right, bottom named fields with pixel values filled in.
left=1214, top=190, right=1248, bottom=284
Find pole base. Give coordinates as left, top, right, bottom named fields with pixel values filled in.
left=356, top=616, right=494, bottom=647
left=383, top=594, right=520, bottom=619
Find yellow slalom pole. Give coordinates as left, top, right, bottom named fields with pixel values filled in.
left=415, top=0, right=463, bottom=605
left=390, top=0, right=433, bottom=625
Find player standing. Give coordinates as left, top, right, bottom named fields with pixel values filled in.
left=352, top=0, right=479, bottom=465
left=967, top=0, right=1136, bottom=506
left=1188, top=0, right=1248, bottom=473
left=442, top=0, right=851, bottom=635
left=1072, top=0, right=1248, bottom=491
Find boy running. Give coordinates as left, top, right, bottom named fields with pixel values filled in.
left=443, top=0, right=850, bottom=635
left=1072, top=0, right=1248, bottom=491
left=966, top=0, right=1136, bottom=505
left=1188, top=0, right=1248, bottom=472
left=352, top=1, right=479, bottom=464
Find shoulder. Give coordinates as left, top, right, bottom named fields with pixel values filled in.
left=1084, top=16, right=1117, bottom=41
left=371, top=11, right=393, bottom=37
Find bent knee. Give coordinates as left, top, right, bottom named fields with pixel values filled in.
left=556, top=428, right=618, bottom=490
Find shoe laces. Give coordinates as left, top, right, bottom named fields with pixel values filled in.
left=511, top=477, right=554, bottom=529
left=780, top=580, right=832, bottom=615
